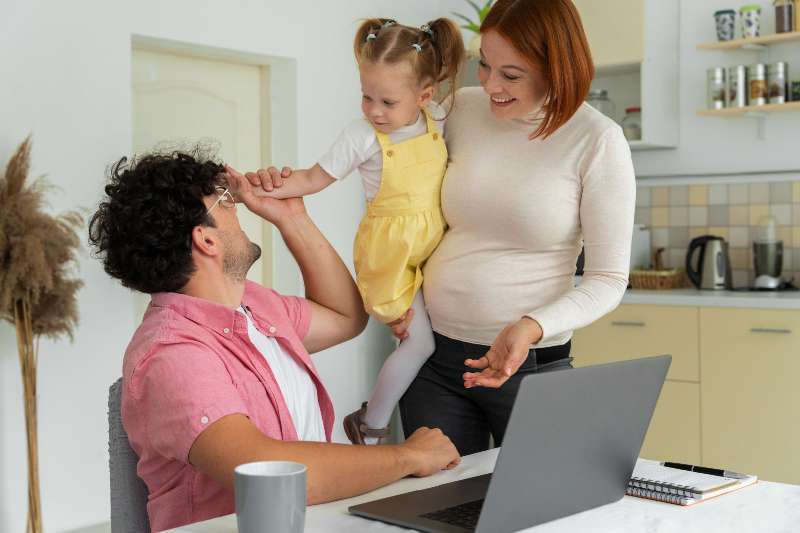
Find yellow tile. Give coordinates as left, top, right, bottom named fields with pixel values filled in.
left=689, top=227, right=708, bottom=239
left=794, top=227, right=800, bottom=247
left=778, top=226, right=793, bottom=244
left=794, top=182, right=800, bottom=203
left=651, top=207, right=669, bottom=227
left=729, top=206, right=749, bottom=225
left=730, top=247, right=749, bottom=269
left=749, top=204, right=770, bottom=226
left=689, top=185, right=708, bottom=206
left=708, top=226, right=729, bottom=240
left=652, top=187, right=669, bottom=207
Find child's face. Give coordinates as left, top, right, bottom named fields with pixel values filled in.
left=478, top=30, right=548, bottom=121
left=359, top=61, right=433, bottom=134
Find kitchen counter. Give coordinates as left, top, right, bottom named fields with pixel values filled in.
left=622, top=288, right=800, bottom=309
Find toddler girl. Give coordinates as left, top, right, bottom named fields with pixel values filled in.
left=248, top=18, right=464, bottom=444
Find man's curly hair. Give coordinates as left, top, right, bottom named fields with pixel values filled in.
left=88, top=147, right=226, bottom=294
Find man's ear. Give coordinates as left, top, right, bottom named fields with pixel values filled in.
left=191, top=225, right=221, bottom=257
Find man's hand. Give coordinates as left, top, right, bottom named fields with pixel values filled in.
left=245, top=166, right=293, bottom=192
left=400, top=427, right=461, bottom=477
left=462, top=317, right=544, bottom=389
left=226, top=165, right=305, bottom=227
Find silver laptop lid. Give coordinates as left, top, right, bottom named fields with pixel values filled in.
left=476, top=355, right=671, bottom=533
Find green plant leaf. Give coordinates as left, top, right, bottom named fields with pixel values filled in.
left=479, top=0, right=494, bottom=21
left=452, top=12, right=477, bottom=25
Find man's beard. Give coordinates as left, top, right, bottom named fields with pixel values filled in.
left=222, top=232, right=261, bottom=282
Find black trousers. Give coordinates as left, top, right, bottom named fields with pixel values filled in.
left=399, top=332, right=573, bottom=456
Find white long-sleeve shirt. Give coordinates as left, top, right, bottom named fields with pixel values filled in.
left=423, top=87, right=636, bottom=348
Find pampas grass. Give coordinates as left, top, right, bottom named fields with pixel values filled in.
left=0, top=136, right=83, bottom=533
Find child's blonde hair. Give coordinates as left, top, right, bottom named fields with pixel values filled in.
left=354, top=18, right=465, bottom=112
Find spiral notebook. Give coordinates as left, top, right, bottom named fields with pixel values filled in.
left=626, top=460, right=758, bottom=506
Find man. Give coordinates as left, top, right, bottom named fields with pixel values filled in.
left=89, top=147, right=459, bottom=532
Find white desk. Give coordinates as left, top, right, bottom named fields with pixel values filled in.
left=167, top=448, right=800, bottom=532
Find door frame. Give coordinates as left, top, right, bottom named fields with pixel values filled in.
left=130, top=34, right=299, bottom=290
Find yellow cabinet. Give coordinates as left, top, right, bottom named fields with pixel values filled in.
left=639, top=381, right=701, bottom=464
left=572, top=0, right=643, bottom=69
left=572, top=304, right=699, bottom=382
left=573, top=304, right=701, bottom=465
left=700, top=308, right=800, bottom=484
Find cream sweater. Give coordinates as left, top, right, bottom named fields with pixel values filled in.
left=423, top=87, right=636, bottom=348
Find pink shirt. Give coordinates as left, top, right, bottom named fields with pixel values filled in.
left=121, top=281, right=335, bottom=532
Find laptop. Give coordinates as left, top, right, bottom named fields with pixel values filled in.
left=349, top=354, right=671, bottom=533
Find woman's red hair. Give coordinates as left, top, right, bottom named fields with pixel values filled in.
left=481, top=0, right=595, bottom=139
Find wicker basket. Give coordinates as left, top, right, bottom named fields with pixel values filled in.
left=629, top=268, right=689, bottom=290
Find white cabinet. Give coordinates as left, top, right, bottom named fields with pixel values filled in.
left=574, top=0, right=679, bottom=150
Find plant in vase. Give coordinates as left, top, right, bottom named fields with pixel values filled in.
left=451, top=0, right=495, bottom=58
left=0, top=136, right=83, bottom=533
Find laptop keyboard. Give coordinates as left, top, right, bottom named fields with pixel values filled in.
left=421, top=498, right=484, bottom=530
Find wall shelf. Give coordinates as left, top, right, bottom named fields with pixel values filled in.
left=697, top=31, right=800, bottom=51
left=697, top=101, right=800, bottom=117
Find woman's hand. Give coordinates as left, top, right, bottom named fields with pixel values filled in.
left=462, top=317, right=544, bottom=389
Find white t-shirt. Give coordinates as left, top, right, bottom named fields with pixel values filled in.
left=237, top=307, right=326, bottom=442
left=318, top=102, right=447, bottom=201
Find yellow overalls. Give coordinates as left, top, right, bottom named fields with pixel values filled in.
left=353, top=110, right=448, bottom=323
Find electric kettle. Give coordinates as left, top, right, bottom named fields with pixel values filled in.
left=685, top=235, right=733, bottom=290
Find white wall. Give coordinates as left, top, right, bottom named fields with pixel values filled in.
left=0, top=2, right=462, bottom=531
left=633, top=0, right=800, bottom=178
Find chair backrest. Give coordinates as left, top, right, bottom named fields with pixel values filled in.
left=108, top=378, right=151, bottom=533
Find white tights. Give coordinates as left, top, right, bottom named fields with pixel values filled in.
left=363, top=291, right=435, bottom=436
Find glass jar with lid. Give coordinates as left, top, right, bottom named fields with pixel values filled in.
left=621, top=107, right=642, bottom=141
left=707, top=67, right=727, bottom=109
left=586, top=89, right=617, bottom=122
left=768, top=62, right=788, bottom=104
left=774, top=0, right=796, bottom=33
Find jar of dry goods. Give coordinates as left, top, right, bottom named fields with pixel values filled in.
left=748, top=63, right=768, bottom=106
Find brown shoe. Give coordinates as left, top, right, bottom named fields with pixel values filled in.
left=342, top=402, right=390, bottom=445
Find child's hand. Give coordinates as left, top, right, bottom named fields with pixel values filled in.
left=388, top=308, right=414, bottom=340
left=245, top=166, right=293, bottom=193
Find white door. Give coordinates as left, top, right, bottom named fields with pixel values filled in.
left=132, top=49, right=272, bottom=311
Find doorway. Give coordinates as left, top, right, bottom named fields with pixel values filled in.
left=131, top=44, right=274, bottom=314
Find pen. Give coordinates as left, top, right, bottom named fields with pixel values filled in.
left=661, top=461, right=748, bottom=479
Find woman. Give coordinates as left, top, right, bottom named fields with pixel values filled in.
left=393, top=0, right=636, bottom=455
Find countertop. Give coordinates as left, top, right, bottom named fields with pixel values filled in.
left=166, top=448, right=800, bottom=533
left=622, top=288, right=800, bottom=309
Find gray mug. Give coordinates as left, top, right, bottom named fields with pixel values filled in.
left=235, top=461, right=307, bottom=533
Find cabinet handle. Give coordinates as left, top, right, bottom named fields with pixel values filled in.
left=611, top=321, right=646, bottom=327
left=749, top=327, right=792, bottom=335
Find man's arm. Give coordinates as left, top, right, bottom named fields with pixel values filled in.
left=277, top=212, right=368, bottom=353
left=227, top=167, right=367, bottom=353
left=189, top=414, right=460, bottom=504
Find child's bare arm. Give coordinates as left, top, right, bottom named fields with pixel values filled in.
left=245, top=164, right=336, bottom=199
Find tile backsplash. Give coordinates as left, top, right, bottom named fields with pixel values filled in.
left=635, top=181, right=800, bottom=289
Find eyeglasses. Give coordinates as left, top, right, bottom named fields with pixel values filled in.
left=207, top=186, right=236, bottom=214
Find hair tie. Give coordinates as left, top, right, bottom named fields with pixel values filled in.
left=411, top=43, right=423, bottom=53
left=366, top=33, right=377, bottom=41
left=420, top=24, right=434, bottom=39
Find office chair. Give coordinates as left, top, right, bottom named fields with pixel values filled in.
left=108, top=378, right=150, bottom=533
